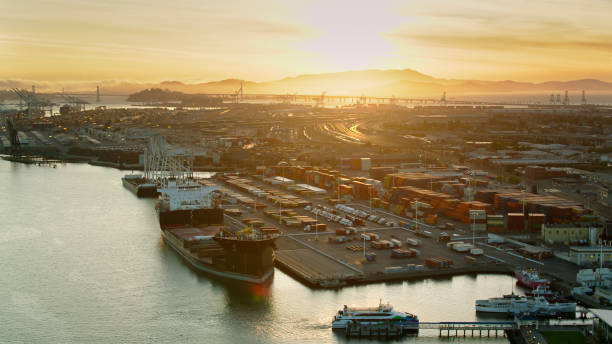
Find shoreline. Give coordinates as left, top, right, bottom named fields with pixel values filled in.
left=275, top=256, right=513, bottom=289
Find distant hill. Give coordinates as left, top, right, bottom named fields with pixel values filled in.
left=127, top=88, right=222, bottom=106
left=2, top=69, right=612, bottom=97
left=118, top=70, right=612, bottom=97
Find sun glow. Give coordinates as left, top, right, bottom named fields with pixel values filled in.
left=298, top=1, right=406, bottom=71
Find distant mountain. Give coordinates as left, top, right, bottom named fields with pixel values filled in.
left=137, top=71, right=612, bottom=96
left=2, top=69, right=612, bottom=97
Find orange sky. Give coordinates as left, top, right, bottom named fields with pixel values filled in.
left=1, top=0, right=611, bottom=83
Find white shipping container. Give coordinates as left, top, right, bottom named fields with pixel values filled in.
left=453, top=244, right=472, bottom=253
left=360, top=158, right=371, bottom=171
left=391, top=239, right=402, bottom=248
left=406, top=238, right=422, bottom=246
left=470, top=248, right=484, bottom=256
left=385, top=266, right=404, bottom=274
left=447, top=241, right=464, bottom=248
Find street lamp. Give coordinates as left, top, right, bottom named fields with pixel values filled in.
left=522, top=188, right=526, bottom=215
left=280, top=166, right=284, bottom=224
left=315, top=210, right=318, bottom=241
left=415, top=198, right=419, bottom=232
left=363, top=234, right=366, bottom=258
left=369, top=185, right=373, bottom=215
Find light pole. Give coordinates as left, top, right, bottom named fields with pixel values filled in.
left=363, top=235, right=366, bottom=258
left=415, top=199, right=419, bottom=232
left=369, top=185, right=373, bottom=214
left=337, top=168, right=341, bottom=202
left=471, top=210, right=475, bottom=246
left=315, top=210, right=318, bottom=240
left=522, top=188, right=526, bottom=215
left=280, top=166, right=284, bottom=224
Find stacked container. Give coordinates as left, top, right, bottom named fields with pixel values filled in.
left=506, top=213, right=525, bottom=231
left=469, top=210, right=487, bottom=232
left=425, top=257, right=453, bottom=268
left=487, top=215, right=505, bottom=231
left=528, top=213, right=546, bottom=232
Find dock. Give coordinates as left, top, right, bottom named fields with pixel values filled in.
left=218, top=174, right=582, bottom=290
left=342, top=319, right=592, bottom=339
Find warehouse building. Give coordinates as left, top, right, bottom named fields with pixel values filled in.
left=542, top=224, right=602, bottom=245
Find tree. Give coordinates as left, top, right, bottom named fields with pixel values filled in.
left=507, top=175, right=521, bottom=184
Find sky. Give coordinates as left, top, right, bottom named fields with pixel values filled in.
left=1, top=0, right=612, bottom=84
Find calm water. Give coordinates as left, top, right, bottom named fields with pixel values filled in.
left=0, top=160, right=515, bottom=343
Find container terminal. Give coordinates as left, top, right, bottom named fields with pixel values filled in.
left=2, top=96, right=612, bottom=306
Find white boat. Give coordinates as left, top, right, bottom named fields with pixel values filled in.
left=515, top=268, right=550, bottom=289
left=525, top=285, right=555, bottom=297
left=332, top=301, right=419, bottom=331
left=475, top=294, right=576, bottom=316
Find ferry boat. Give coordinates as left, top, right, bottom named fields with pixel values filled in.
left=515, top=268, right=550, bottom=289
left=475, top=294, right=576, bottom=316
left=158, top=178, right=278, bottom=283
left=332, top=302, right=419, bottom=332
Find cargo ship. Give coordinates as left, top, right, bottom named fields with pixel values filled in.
left=158, top=178, right=277, bottom=283
left=122, top=174, right=158, bottom=198
left=332, top=301, right=419, bottom=333
left=515, top=268, right=550, bottom=289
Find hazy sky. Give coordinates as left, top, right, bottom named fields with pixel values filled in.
left=2, top=0, right=612, bottom=83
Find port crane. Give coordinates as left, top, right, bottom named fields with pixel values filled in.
left=5, top=116, right=20, bottom=154
left=144, top=134, right=194, bottom=187
left=440, top=91, right=447, bottom=106
left=11, top=88, right=55, bottom=117
left=315, top=92, right=326, bottom=107
left=59, top=92, right=89, bottom=112
left=233, top=81, right=244, bottom=103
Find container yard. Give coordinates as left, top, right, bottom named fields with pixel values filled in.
left=214, top=169, right=587, bottom=289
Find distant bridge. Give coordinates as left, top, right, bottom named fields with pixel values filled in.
left=18, top=91, right=519, bottom=106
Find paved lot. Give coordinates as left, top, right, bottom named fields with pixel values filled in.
left=219, top=176, right=582, bottom=289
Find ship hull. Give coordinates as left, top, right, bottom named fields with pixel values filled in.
left=122, top=177, right=158, bottom=198
left=515, top=274, right=550, bottom=289
left=332, top=320, right=419, bottom=332
left=161, top=229, right=274, bottom=283
left=158, top=208, right=224, bottom=228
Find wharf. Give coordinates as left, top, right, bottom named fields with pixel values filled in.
left=273, top=233, right=511, bottom=288
left=341, top=319, right=590, bottom=339
left=218, top=174, right=580, bottom=290
left=343, top=321, right=413, bottom=338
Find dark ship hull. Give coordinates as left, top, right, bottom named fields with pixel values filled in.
left=159, top=208, right=276, bottom=283
left=121, top=177, right=159, bottom=198
left=158, top=208, right=224, bottom=228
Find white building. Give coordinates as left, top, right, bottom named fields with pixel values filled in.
left=568, top=246, right=612, bottom=266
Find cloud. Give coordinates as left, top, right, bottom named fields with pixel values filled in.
left=393, top=33, right=612, bottom=52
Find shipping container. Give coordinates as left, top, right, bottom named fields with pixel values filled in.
left=391, top=249, right=414, bottom=258
left=406, top=238, right=422, bottom=246
left=469, top=248, right=484, bottom=256
left=365, top=252, right=376, bottom=261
